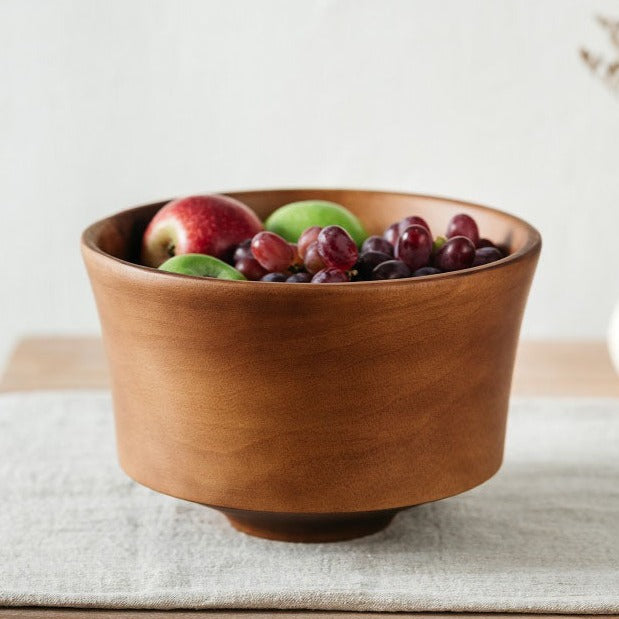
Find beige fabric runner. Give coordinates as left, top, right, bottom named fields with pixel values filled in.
left=0, top=391, right=618, bottom=613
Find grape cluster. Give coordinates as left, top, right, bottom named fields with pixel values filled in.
left=229, top=213, right=505, bottom=283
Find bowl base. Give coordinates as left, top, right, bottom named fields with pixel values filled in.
left=218, top=506, right=401, bottom=543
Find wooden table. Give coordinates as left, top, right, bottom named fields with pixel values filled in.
left=2, top=337, right=618, bottom=619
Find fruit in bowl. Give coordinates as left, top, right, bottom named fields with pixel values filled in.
left=81, top=189, right=540, bottom=543
left=159, top=254, right=247, bottom=280
left=264, top=199, right=368, bottom=245
left=141, top=194, right=263, bottom=267
left=140, top=194, right=508, bottom=283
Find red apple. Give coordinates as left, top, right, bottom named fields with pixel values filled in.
left=141, top=194, right=263, bottom=267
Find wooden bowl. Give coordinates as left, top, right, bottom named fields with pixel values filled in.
left=81, top=189, right=541, bottom=542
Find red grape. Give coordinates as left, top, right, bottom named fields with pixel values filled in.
left=361, top=235, right=394, bottom=256
left=251, top=232, right=294, bottom=272
left=261, top=272, right=287, bottom=282
left=298, top=226, right=322, bottom=259
left=289, top=243, right=304, bottom=267
left=304, top=242, right=326, bottom=274
left=384, top=222, right=400, bottom=246
left=395, top=225, right=432, bottom=271
left=235, top=256, right=268, bottom=280
left=356, top=250, right=392, bottom=279
left=317, top=226, right=358, bottom=270
left=311, top=268, right=350, bottom=283
left=398, top=215, right=431, bottom=238
left=246, top=213, right=502, bottom=282
left=233, top=239, right=253, bottom=263
left=286, top=272, right=312, bottom=283
left=372, top=260, right=412, bottom=280
left=435, top=236, right=475, bottom=271
left=446, top=213, right=479, bottom=246
left=472, top=247, right=503, bottom=266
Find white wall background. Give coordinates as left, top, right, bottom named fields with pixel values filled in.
left=1, top=0, right=618, bottom=367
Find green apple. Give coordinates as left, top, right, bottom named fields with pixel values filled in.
left=265, top=200, right=368, bottom=246
left=158, top=254, right=246, bottom=280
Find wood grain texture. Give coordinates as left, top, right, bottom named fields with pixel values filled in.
left=0, top=336, right=110, bottom=392
left=79, top=189, right=540, bottom=542
left=3, top=337, right=618, bottom=398
left=513, top=340, right=619, bottom=397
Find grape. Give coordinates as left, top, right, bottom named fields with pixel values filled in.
left=361, top=235, right=394, bottom=256
left=413, top=266, right=442, bottom=277
left=435, top=236, right=475, bottom=271
left=298, top=226, right=322, bottom=259
left=261, top=272, right=287, bottom=282
left=432, top=236, right=447, bottom=254
left=395, top=225, right=432, bottom=271
left=317, top=225, right=358, bottom=270
left=311, top=268, right=350, bottom=283
left=235, top=257, right=268, bottom=280
left=398, top=215, right=431, bottom=238
left=356, top=250, right=392, bottom=279
left=383, top=222, right=400, bottom=246
left=286, top=272, right=312, bottom=283
left=251, top=231, right=294, bottom=272
left=304, top=241, right=326, bottom=274
left=446, top=213, right=479, bottom=246
left=476, top=237, right=498, bottom=250
left=472, top=247, right=503, bottom=266
left=372, top=260, right=412, bottom=280
left=233, top=239, right=253, bottom=263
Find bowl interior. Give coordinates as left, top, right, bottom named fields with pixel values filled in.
left=86, top=188, right=538, bottom=266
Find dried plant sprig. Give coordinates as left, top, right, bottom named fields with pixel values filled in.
left=580, top=15, right=619, bottom=97
left=596, top=15, right=619, bottom=49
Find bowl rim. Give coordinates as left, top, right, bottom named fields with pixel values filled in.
left=81, top=187, right=542, bottom=287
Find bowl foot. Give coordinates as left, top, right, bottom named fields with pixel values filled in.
left=218, top=507, right=400, bottom=543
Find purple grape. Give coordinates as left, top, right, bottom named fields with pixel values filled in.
left=361, top=235, right=394, bottom=256
left=235, top=257, right=267, bottom=280
left=286, top=272, right=312, bottom=283
left=261, top=272, right=287, bottom=282
left=371, top=260, right=412, bottom=280
left=472, top=247, right=503, bottom=266
left=233, top=239, right=253, bottom=263
left=435, top=236, right=475, bottom=271
left=396, top=225, right=432, bottom=271
left=413, top=266, right=442, bottom=277
left=311, top=268, right=350, bottom=283
left=356, top=250, right=392, bottom=279
left=317, top=226, right=358, bottom=270
left=476, top=237, right=498, bottom=250
left=446, top=213, right=479, bottom=246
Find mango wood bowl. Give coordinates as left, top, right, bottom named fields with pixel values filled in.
left=81, top=188, right=541, bottom=542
